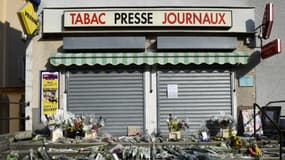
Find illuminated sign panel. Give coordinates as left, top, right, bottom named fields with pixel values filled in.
left=262, top=3, right=274, bottom=39
left=17, top=2, right=39, bottom=35
left=64, top=10, right=232, bottom=28
left=261, top=38, right=282, bottom=59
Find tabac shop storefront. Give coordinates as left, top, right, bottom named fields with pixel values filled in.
left=39, top=3, right=255, bottom=136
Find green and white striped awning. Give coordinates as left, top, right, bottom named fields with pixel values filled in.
left=49, top=52, right=249, bottom=66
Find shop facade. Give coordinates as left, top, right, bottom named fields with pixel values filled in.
left=26, top=0, right=256, bottom=137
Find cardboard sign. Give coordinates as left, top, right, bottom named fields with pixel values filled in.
left=241, top=109, right=263, bottom=136
left=128, top=126, right=142, bottom=136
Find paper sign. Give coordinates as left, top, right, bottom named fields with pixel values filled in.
left=40, top=71, right=59, bottom=117
left=167, top=84, right=178, bottom=98
left=202, top=131, right=209, bottom=140
left=239, top=76, right=254, bottom=87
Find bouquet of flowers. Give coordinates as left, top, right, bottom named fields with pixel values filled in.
left=80, top=115, right=105, bottom=138
left=167, top=113, right=189, bottom=132
left=205, top=112, right=235, bottom=137
left=66, top=116, right=84, bottom=138
left=207, top=112, right=235, bottom=128
left=93, top=116, right=105, bottom=130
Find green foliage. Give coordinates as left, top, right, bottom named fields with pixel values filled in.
left=167, top=113, right=189, bottom=132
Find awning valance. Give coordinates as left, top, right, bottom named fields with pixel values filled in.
left=49, top=52, right=249, bottom=66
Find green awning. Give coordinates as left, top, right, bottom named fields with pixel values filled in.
left=49, top=52, right=249, bottom=66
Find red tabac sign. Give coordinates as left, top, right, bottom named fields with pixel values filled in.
left=262, top=3, right=274, bottom=39
left=261, top=38, right=282, bottom=59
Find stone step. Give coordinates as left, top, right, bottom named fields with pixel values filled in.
left=3, top=138, right=284, bottom=160
left=5, top=140, right=285, bottom=159
left=0, top=134, right=11, bottom=153
left=1, top=149, right=283, bottom=160
left=7, top=139, right=281, bottom=150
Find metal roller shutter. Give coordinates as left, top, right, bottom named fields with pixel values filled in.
left=158, top=70, right=232, bottom=136
left=67, top=71, right=144, bottom=136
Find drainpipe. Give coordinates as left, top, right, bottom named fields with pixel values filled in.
left=25, top=40, right=33, bottom=131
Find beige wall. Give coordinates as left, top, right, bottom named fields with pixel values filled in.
left=32, top=36, right=62, bottom=107
left=29, top=36, right=62, bottom=129
left=0, top=0, right=27, bottom=133
left=7, top=0, right=26, bottom=28
left=31, top=37, right=62, bottom=109
left=8, top=92, right=23, bottom=132
left=0, top=0, right=7, bottom=22
left=235, top=38, right=256, bottom=109
left=0, top=90, right=24, bottom=133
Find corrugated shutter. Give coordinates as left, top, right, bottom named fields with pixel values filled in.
left=158, top=70, right=232, bottom=136
left=67, top=71, right=144, bottom=136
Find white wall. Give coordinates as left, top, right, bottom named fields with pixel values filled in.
left=250, top=0, right=285, bottom=114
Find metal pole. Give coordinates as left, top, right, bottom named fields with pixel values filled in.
left=253, top=103, right=256, bottom=138
left=254, top=101, right=285, bottom=160
left=265, top=100, right=285, bottom=107
left=279, top=130, right=282, bottom=160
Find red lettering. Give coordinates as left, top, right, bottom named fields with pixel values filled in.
left=218, top=13, right=226, bottom=24
left=70, top=13, right=76, bottom=24
left=91, top=13, right=99, bottom=24
left=193, top=13, right=201, bottom=24
left=75, top=13, right=83, bottom=24
left=162, top=12, right=167, bottom=24
left=211, top=13, right=218, bottom=24
left=84, top=13, right=90, bottom=24
left=177, top=13, right=185, bottom=24
left=160, top=11, right=228, bottom=25
left=186, top=13, right=192, bottom=24
left=168, top=12, right=176, bottom=24
left=69, top=12, right=106, bottom=25
left=98, top=13, right=106, bottom=24
left=203, top=13, right=210, bottom=24
left=91, top=13, right=106, bottom=24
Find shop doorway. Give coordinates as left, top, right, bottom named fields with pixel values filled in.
left=19, top=95, right=25, bottom=131
left=157, top=69, right=233, bottom=136
left=66, top=69, right=145, bottom=136
left=0, top=95, right=9, bottom=134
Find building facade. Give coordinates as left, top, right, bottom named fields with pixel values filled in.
left=0, top=0, right=26, bottom=134
left=24, top=0, right=257, bottom=136
left=249, top=0, right=285, bottom=114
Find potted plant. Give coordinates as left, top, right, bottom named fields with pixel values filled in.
left=167, top=113, right=189, bottom=140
